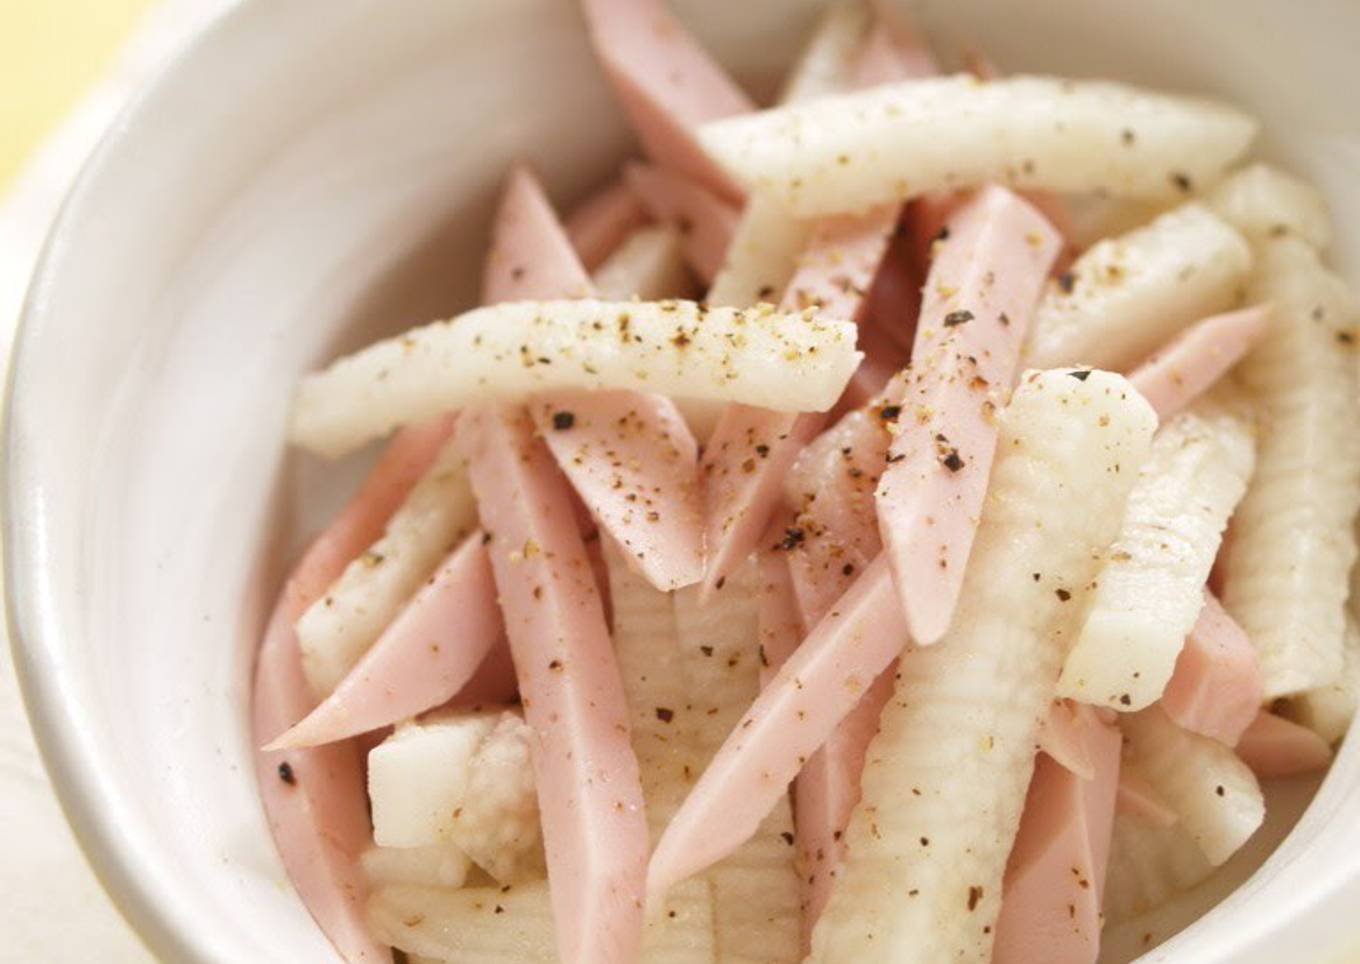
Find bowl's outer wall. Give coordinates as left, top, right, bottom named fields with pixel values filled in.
left=5, top=0, right=1359, bottom=962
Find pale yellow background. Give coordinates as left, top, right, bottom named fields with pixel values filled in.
left=0, top=0, right=160, bottom=191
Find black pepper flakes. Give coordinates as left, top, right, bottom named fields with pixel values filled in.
left=943, top=309, right=974, bottom=328
left=1069, top=369, right=1091, bottom=381
left=1057, top=271, right=1077, bottom=294
left=941, top=449, right=965, bottom=473
left=277, top=761, right=296, bottom=786
left=1171, top=171, right=1193, bottom=192
left=779, top=527, right=807, bottom=551
left=1055, top=588, right=1072, bottom=601
left=655, top=707, right=675, bottom=723
left=879, top=405, right=903, bottom=422
left=780, top=831, right=795, bottom=845
left=755, top=444, right=771, bottom=458
left=967, top=885, right=984, bottom=911
left=552, top=411, right=576, bottom=431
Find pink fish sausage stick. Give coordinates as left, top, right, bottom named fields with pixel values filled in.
left=462, top=406, right=649, bottom=964
left=876, top=186, right=1062, bottom=645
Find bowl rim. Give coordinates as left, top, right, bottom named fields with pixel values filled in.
left=3, top=2, right=260, bottom=960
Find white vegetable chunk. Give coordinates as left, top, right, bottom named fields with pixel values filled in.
left=297, top=437, right=477, bottom=695
left=1058, top=398, right=1256, bottom=710
left=368, top=709, right=544, bottom=883
left=1205, top=162, right=1332, bottom=250
left=1222, top=237, right=1360, bottom=697
left=672, top=562, right=802, bottom=962
left=369, top=877, right=717, bottom=964
left=1102, top=808, right=1214, bottom=926
left=706, top=193, right=810, bottom=312
left=698, top=76, right=1256, bottom=218
left=1121, top=706, right=1264, bottom=866
left=1024, top=203, right=1252, bottom=371
left=808, top=369, right=1156, bottom=964
left=369, top=710, right=499, bottom=848
left=360, top=844, right=471, bottom=890
left=777, top=0, right=874, bottom=104
left=591, top=224, right=695, bottom=301
left=1284, top=611, right=1360, bottom=744
left=604, top=540, right=705, bottom=834
left=290, top=300, right=862, bottom=457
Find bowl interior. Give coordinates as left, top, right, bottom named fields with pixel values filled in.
left=7, top=1, right=1360, bottom=962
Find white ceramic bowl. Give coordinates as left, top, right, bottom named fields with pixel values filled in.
left=7, top=1, right=1360, bottom=961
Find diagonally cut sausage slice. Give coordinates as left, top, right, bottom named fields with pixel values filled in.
left=875, top=185, right=1061, bottom=645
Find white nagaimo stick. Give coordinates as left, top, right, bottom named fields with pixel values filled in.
left=625, top=163, right=740, bottom=286
left=1233, top=711, right=1334, bottom=779
left=876, top=185, right=1062, bottom=644
left=808, top=370, right=1155, bottom=964
left=360, top=844, right=471, bottom=891
left=1057, top=398, right=1256, bottom=711
left=991, top=711, right=1121, bottom=964
left=590, top=224, right=695, bottom=302
left=1205, top=162, right=1332, bottom=250
left=369, top=877, right=717, bottom=964
left=1125, top=305, right=1270, bottom=419
left=255, top=418, right=456, bottom=962
left=671, top=561, right=803, bottom=963
left=1160, top=591, right=1264, bottom=746
left=269, top=531, right=504, bottom=749
left=296, top=436, right=479, bottom=696
left=565, top=178, right=651, bottom=270
left=1024, top=203, right=1252, bottom=371
left=704, top=0, right=885, bottom=314
left=580, top=0, right=751, bottom=202
left=698, top=76, right=1256, bottom=217
left=368, top=709, right=544, bottom=883
left=1221, top=237, right=1360, bottom=697
left=1120, top=706, right=1264, bottom=866
left=461, top=406, right=649, bottom=964
left=1101, top=807, right=1213, bottom=927
left=484, top=167, right=706, bottom=592
left=1284, top=612, right=1360, bottom=744
left=289, top=298, right=861, bottom=457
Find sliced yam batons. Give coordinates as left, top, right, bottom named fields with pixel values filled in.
left=698, top=76, right=1257, bottom=218
left=289, top=298, right=862, bottom=458
left=1024, top=202, right=1252, bottom=371
left=1057, top=399, right=1256, bottom=712
left=590, top=224, right=695, bottom=301
left=1160, top=591, right=1264, bottom=746
left=1205, top=162, right=1332, bottom=250
left=1234, top=711, right=1334, bottom=779
left=625, top=163, right=741, bottom=285
left=580, top=0, right=752, bottom=202
left=807, top=370, right=1155, bottom=964
left=777, top=0, right=877, bottom=104
left=565, top=178, right=652, bottom=270
left=368, top=878, right=717, bottom=964
left=296, top=436, right=478, bottom=697
left=1221, top=237, right=1360, bottom=697
left=991, top=713, right=1121, bottom=964
left=876, top=186, right=1062, bottom=645
left=1102, top=808, right=1214, bottom=927
left=1283, top=612, right=1360, bottom=744
left=671, top=560, right=803, bottom=961
left=269, top=531, right=504, bottom=749
left=461, top=406, right=649, bottom=964
left=1125, top=305, right=1271, bottom=420
left=706, top=193, right=810, bottom=311
left=1121, top=706, right=1264, bottom=867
